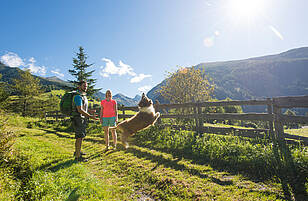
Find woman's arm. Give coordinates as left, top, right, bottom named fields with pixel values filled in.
left=100, top=104, right=104, bottom=124
left=114, top=102, right=118, bottom=122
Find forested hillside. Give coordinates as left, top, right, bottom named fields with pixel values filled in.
left=0, top=63, right=71, bottom=92
left=0, top=63, right=139, bottom=106
left=148, top=47, right=308, bottom=103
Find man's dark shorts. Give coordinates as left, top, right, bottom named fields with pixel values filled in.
left=71, top=116, right=87, bottom=139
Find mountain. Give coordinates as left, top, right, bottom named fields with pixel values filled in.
left=0, top=63, right=139, bottom=106
left=94, top=92, right=139, bottom=106
left=147, top=47, right=308, bottom=104
left=113, top=93, right=139, bottom=106
left=133, top=95, right=141, bottom=102
left=45, top=76, right=72, bottom=86
left=0, top=63, right=71, bottom=91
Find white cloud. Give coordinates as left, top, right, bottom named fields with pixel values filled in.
left=100, top=58, right=152, bottom=84
left=29, top=57, right=36, bottom=63
left=51, top=69, right=64, bottom=78
left=269, top=25, right=284, bottom=40
left=130, top=73, right=152, bottom=83
left=1, top=52, right=48, bottom=76
left=138, top=85, right=152, bottom=93
left=26, top=57, right=46, bottom=75
left=0, top=52, right=25, bottom=67
left=100, top=58, right=136, bottom=77
left=118, top=60, right=136, bottom=76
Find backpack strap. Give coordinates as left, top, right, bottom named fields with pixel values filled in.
left=72, top=91, right=82, bottom=117
left=72, top=91, right=86, bottom=117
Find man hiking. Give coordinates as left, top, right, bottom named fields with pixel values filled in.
left=72, top=80, right=98, bottom=162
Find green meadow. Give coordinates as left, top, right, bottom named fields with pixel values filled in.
left=1, top=111, right=307, bottom=200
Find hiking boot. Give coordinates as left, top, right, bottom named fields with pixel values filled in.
left=75, top=156, right=88, bottom=162
left=104, top=146, right=111, bottom=152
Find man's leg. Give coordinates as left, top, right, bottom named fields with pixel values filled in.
left=75, top=138, right=82, bottom=158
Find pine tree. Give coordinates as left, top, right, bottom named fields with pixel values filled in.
left=68, top=46, right=100, bottom=97
left=12, top=69, right=43, bottom=116
left=0, top=74, right=9, bottom=103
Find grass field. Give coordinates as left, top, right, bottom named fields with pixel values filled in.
left=0, top=114, right=307, bottom=200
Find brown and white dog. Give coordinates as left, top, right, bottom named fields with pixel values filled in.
left=111, top=93, right=160, bottom=148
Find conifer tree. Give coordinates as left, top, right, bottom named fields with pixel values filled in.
left=0, top=74, right=9, bottom=103
left=68, top=46, right=100, bottom=97
left=12, top=69, right=43, bottom=116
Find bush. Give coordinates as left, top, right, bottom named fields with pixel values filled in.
left=135, top=126, right=308, bottom=180
left=0, top=111, right=17, bottom=199
left=0, top=112, right=16, bottom=162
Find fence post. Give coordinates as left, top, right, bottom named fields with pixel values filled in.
left=194, top=103, right=200, bottom=133
left=122, top=105, right=126, bottom=120
left=267, top=98, right=274, bottom=139
left=55, top=111, right=58, bottom=122
left=197, top=102, right=202, bottom=131
left=273, top=104, right=284, bottom=141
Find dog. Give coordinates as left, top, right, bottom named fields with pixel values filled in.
left=111, top=93, right=160, bottom=148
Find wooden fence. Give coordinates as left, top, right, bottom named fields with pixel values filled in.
left=45, top=95, right=308, bottom=145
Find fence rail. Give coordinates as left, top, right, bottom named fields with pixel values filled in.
left=45, top=95, right=308, bottom=145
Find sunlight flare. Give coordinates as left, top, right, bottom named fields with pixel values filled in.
left=269, top=25, right=284, bottom=40
left=225, top=0, right=268, bottom=24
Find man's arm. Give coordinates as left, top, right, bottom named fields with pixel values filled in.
left=76, top=106, right=98, bottom=120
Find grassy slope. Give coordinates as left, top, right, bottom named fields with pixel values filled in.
left=0, top=117, right=289, bottom=201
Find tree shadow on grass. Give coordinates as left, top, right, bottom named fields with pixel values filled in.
left=272, top=140, right=308, bottom=201
left=48, top=159, right=77, bottom=172
left=127, top=145, right=287, bottom=199
left=134, top=136, right=307, bottom=201
left=36, top=159, right=77, bottom=172
left=65, top=187, right=80, bottom=201
left=40, top=129, right=73, bottom=139
left=127, top=146, right=233, bottom=186
left=41, top=128, right=104, bottom=144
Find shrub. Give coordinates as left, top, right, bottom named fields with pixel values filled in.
left=135, top=126, right=308, bottom=180
left=0, top=112, right=16, bottom=162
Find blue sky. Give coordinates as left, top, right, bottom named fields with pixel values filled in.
left=1, top=0, right=308, bottom=97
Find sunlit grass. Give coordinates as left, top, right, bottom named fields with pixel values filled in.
left=2, top=114, right=308, bottom=200
left=285, top=127, right=308, bottom=137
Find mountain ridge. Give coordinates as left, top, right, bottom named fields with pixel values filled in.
left=147, top=47, right=308, bottom=103
left=0, top=63, right=139, bottom=106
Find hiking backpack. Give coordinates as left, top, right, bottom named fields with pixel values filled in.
left=59, top=91, right=79, bottom=116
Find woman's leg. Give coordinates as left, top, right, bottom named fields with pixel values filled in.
left=104, top=126, right=109, bottom=148
left=111, top=129, right=117, bottom=148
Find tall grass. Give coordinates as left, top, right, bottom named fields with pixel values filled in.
left=134, top=126, right=308, bottom=181
left=0, top=111, right=18, bottom=200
